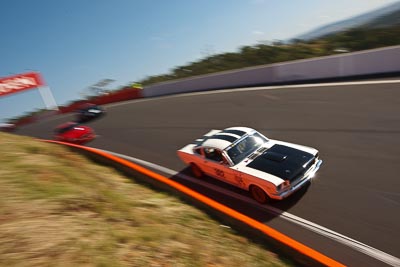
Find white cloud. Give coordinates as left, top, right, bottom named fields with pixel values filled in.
left=252, top=30, right=265, bottom=36
left=318, top=15, right=331, bottom=20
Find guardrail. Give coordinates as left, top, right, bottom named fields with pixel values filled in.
left=143, top=45, right=400, bottom=97
left=43, top=139, right=345, bottom=267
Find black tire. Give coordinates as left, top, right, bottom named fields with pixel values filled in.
left=249, top=185, right=269, bottom=204
left=190, top=163, right=203, bottom=178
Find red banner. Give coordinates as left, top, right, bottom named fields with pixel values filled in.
left=0, top=72, right=45, bottom=97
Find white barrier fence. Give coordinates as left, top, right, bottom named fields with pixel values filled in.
left=143, top=45, right=400, bottom=97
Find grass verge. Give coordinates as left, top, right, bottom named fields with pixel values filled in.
left=0, top=132, right=293, bottom=266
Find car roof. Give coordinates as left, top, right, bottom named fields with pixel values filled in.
left=79, top=103, right=96, bottom=109
left=56, top=121, right=78, bottom=129
left=201, top=138, right=232, bottom=150
left=198, top=126, right=255, bottom=151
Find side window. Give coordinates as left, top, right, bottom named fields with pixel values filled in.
left=193, top=147, right=202, bottom=155
left=204, top=148, right=223, bottom=162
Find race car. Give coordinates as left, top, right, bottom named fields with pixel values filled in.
left=54, top=122, right=96, bottom=145
left=177, top=127, right=322, bottom=204
left=75, top=103, right=105, bottom=123
left=0, top=123, right=16, bottom=132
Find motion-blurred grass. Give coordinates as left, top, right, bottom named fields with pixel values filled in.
left=0, top=132, right=292, bottom=267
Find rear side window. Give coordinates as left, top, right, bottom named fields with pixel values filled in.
left=55, top=124, right=76, bottom=134
left=194, top=147, right=202, bottom=155
left=204, top=148, right=223, bottom=162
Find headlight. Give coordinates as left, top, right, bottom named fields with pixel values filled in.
left=278, top=180, right=291, bottom=192
left=277, top=180, right=290, bottom=191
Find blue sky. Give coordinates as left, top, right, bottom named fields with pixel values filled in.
left=0, top=0, right=398, bottom=123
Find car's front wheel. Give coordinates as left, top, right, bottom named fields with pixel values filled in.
left=249, top=185, right=269, bottom=204
left=190, top=163, right=203, bottom=178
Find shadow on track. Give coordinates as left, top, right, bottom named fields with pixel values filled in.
left=170, top=167, right=311, bottom=224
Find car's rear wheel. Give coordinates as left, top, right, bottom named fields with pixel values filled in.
left=249, top=185, right=269, bottom=204
left=190, top=163, right=203, bottom=178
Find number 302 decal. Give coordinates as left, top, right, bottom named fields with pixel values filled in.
left=214, top=168, right=225, bottom=178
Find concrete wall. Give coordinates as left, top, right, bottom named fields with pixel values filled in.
left=143, top=45, right=400, bottom=97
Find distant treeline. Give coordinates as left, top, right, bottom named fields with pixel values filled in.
left=140, top=25, right=400, bottom=86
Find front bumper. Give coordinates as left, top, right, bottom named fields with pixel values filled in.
left=270, top=159, right=323, bottom=200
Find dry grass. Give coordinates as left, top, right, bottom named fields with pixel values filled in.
left=0, top=132, right=292, bottom=267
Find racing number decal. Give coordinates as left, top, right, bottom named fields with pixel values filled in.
left=214, top=168, right=225, bottom=178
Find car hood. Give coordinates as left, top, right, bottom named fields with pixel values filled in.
left=245, top=144, right=315, bottom=182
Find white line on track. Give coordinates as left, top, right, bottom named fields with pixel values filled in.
left=96, top=148, right=400, bottom=267
left=27, top=79, right=400, bottom=124
left=106, top=79, right=400, bottom=109
left=174, top=79, right=400, bottom=98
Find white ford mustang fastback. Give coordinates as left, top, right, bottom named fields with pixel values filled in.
left=177, top=127, right=322, bottom=204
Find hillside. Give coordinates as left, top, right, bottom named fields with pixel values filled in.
left=296, top=1, right=400, bottom=40
left=362, top=9, right=400, bottom=28
left=139, top=24, right=400, bottom=86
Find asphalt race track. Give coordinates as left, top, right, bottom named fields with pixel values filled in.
left=16, top=81, right=400, bottom=267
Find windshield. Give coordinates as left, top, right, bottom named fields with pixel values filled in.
left=55, top=124, right=77, bottom=134
left=226, top=132, right=267, bottom=165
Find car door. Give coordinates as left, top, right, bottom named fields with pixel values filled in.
left=202, top=147, right=235, bottom=184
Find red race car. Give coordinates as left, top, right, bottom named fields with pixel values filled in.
left=54, top=122, right=96, bottom=145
